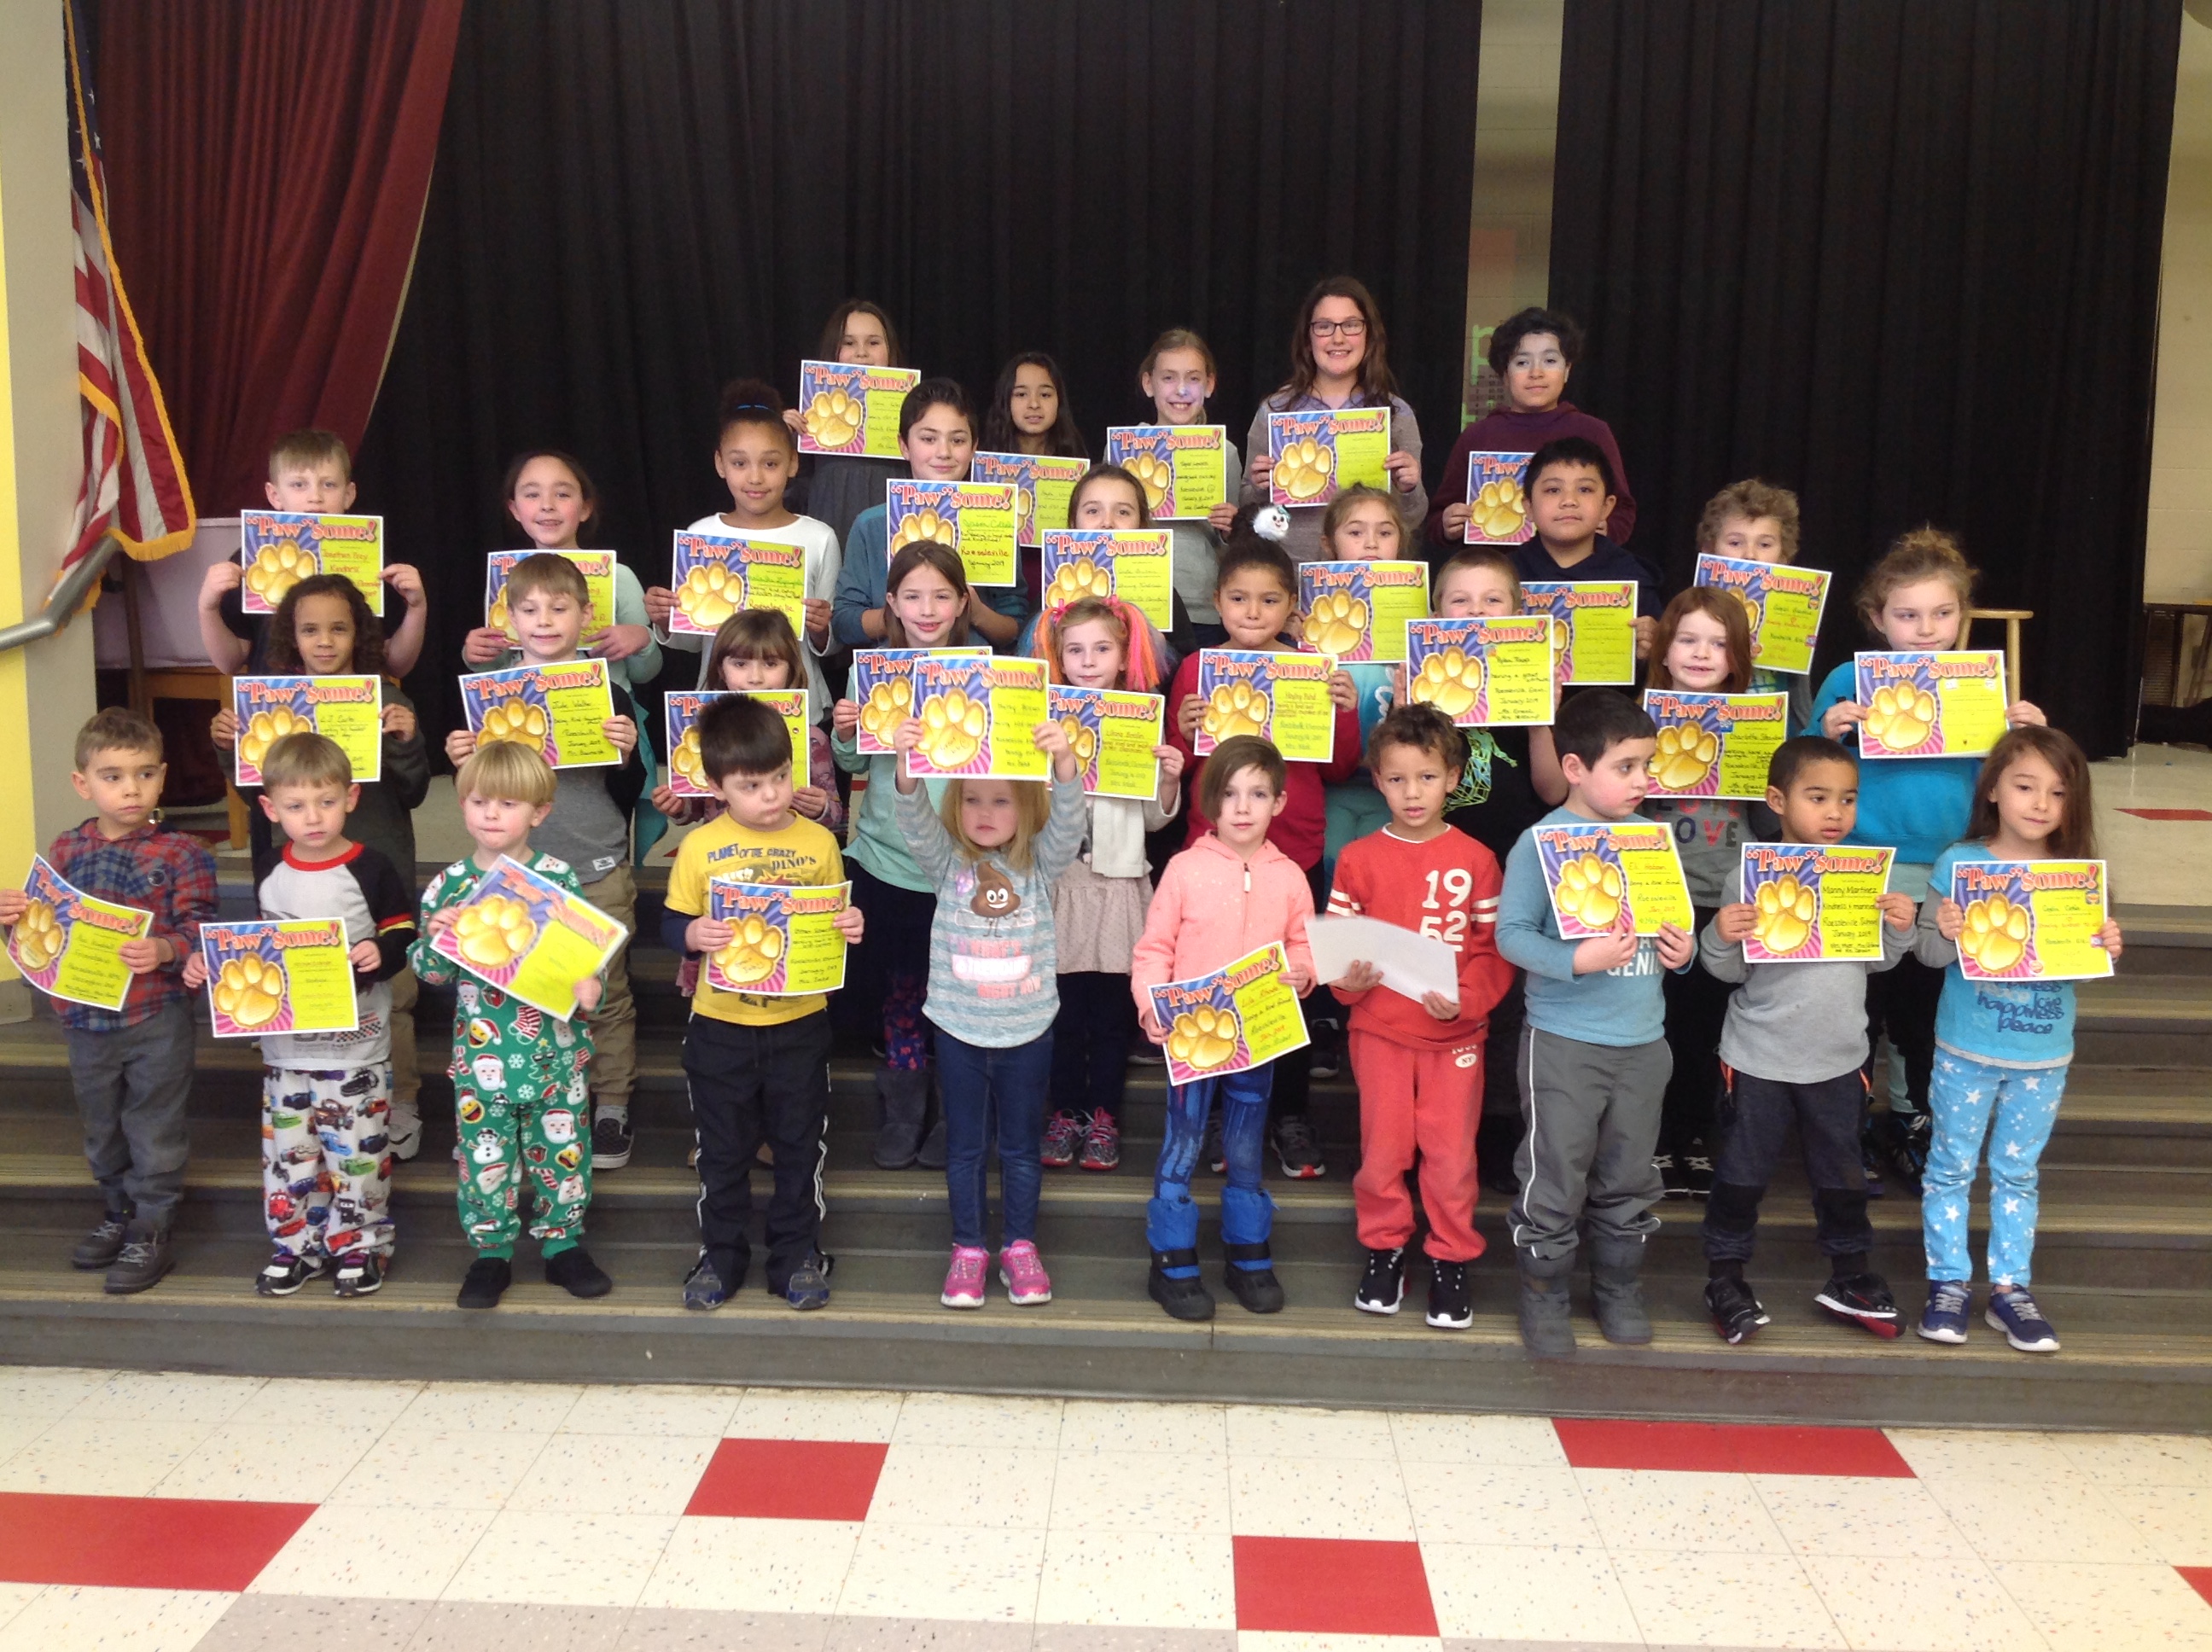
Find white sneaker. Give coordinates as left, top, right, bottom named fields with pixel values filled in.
left=387, top=1102, right=422, bottom=1161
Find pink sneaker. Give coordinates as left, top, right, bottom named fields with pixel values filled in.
left=940, top=1245, right=989, bottom=1309
left=998, top=1240, right=1053, bottom=1306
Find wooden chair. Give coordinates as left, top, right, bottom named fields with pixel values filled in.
left=1968, top=608, right=2032, bottom=703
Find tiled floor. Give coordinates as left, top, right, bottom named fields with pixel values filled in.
left=1, top=1368, right=2209, bottom=1650
left=2095, top=741, right=2212, bottom=905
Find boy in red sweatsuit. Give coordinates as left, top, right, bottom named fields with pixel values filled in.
left=1324, top=705, right=1515, bottom=1329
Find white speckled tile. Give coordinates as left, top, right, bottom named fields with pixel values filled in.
left=505, top=1431, right=719, bottom=1515
left=1576, top=1469, right=1790, bottom=1555
left=252, top=1377, right=423, bottom=1431
left=438, top=1509, right=676, bottom=1607
left=71, top=1370, right=265, bottom=1426
left=1988, top=1559, right=2212, bottom=1650
left=1387, top=1412, right=1569, bottom=1467
left=193, top=1592, right=437, bottom=1651
left=1749, top=1473, right=1976, bottom=1559
left=1059, top=1399, right=1229, bottom=1457
left=624, top=1603, right=832, bottom=1649
left=560, top=1383, right=745, bottom=1438
left=2093, top=743, right=2212, bottom=905
left=864, top=1442, right=1057, bottom=1529
left=2101, top=1482, right=2212, bottom=1565
left=835, top=1522, right=1046, bottom=1622
left=0, top=1416, right=224, bottom=1497
left=0, top=1585, right=236, bottom=1652
left=1049, top=1450, right=1231, bottom=1533
left=826, top=1619, right=1032, bottom=1649
left=1800, top=1553, right=2038, bottom=1652
left=2052, top=1430, right=2212, bottom=1487
left=638, top=1515, right=861, bottom=1614
left=150, top=1421, right=384, bottom=1503
left=1608, top=1549, right=1844, bottom=1648
left=890, top=1392, right=1063, bottom=1451
left=323, top=1429, right=551, bottom=1511
left=1918, top=1474, right=2159, bottom=1564
left=406, top=1599, right=631, bottom=1649
left=0, top=1587, right=39, bottom=1635
left=247, top=1504, right=495, bottom=1599
left=0, top=1368, right=109, bottom=1422
left=1421, top=1541, right=1639, bottom=1643
left=385, top=1381, right=580, bottom=1435
left=729, top=1387, right=905, bottom=1444
left=1401, top=1462, right=1600, bottom=1548
left=1226, top=1457, right=1413, bottom=1541
left=1882, top=1428, right=2075, bottom=1482
left=1225, top=1406, right=1397, bottom=1463
left=1033, top=1530, right=1237, bottom=1630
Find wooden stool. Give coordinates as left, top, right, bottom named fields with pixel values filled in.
left=1968, top=608, right=2033, bottom=703
left=136, top=667, right=248, bottom=848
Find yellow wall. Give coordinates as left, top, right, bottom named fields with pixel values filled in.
left=0, top=0, right=102, bottom=1003
left=2147, top=10, right=2212, bottom=602
left=1461, top=0, right=1564, bottom=419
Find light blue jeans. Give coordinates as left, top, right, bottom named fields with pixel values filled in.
left=1922, top=1048, right=2069, bottom=1285
left=1148, top=1062, right=1276, bottom=1272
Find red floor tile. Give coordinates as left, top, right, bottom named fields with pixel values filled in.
left=1553, top=1418, right=1914, bottom=1477
left=2120, top=807, right=2212, bottom=821
left=1232, top=1534, right=1438, bottom=1637
left=2180, top=1567, right=2212, bottom=1608
left=0, top=1492, right=315, bottom=1591
left=684, top=1437, right=888, bottom=1521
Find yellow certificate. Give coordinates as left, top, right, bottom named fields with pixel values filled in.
left=667, top=532, right=808, bottom=639
left=1534, top=819, right=1694, bottom=938
left=1642, top=691, right=1790, bottom=800
left=886, top=480, right=1019, bottom=587
left=1267, top=408, right=1391, bottom=506
left=1049, top=685, right=1163, bottom=800
left=850, top=647, right=991, bottom=756
left=7, top=856, right=152, bottom=1013
left=1103, top=425, right=1228, bottom=520
left=434, top=855, right=630, bottom=1021
left=200, top=918, right=358, bottom=1038
left=704, top=879, right=850, bottom=997
left=1403, top=616, right=1556, bottom=727
left=905, top=655, right=1051, bottom=781
left=232, top=676, right=383, bottom=788
left=796, top=362, right=921, bottom=460
left=240, top=511, right=386, bottom=616
left=1298, top=561, right=1429, bottom=663
left=1695, top=554, right=1831, bottom=677
left=1522, top=581, right=1638, bottom=685
left=1146, top=942, right=1310, bottom=1087
left=1740, top=844, right=1896, bottom=964
left=460, top=659, right=620, bottom=770
left=1192, top=649, right=1336, bottom=761
left=1854, top=651, right=2008, bottom=759
left=971, top=452, right=1091, bottom=548
left=1040, top=529, right=1174, bottom=631
left=1951, top=858, right=2112, bottom=982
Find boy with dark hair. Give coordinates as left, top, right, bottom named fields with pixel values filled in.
left=0, top=709, right=217, bottom=1292
left=1515, top=438, right=1663, bottom=651
left=1697, top=736, right=1918, bottom=1342
left=1324, top=706, right=1515, bottom=1329
left=1494, top=689, right=1695, bottom=1354
left=183, top=732, right=416, bottom=1297
left=663, top=696, right=864, bottom=1312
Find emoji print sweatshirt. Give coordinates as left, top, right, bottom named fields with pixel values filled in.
left=895, top=776, right=1086, bottom=1047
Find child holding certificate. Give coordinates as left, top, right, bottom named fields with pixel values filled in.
left=789, top=299, right=908, bottom=544
left=1697, top=736, right=1918, bottom=1345
left=889, top=702, right=1088, bottom=1310
left=1513, top=438, right=1664, bottom=642
left=1032, top=588, right=1182, bottom=1173
left=1810, top=530, right=2046, bottom=1195
left=662, top=697, right=864, bottom=1312
left=1913, top=727, right=2122, bottom=1353
left=412, top=742, right=614, bottom=1311
left=649, top=610, right=844, bottom=835
left=1132, top=737, right=1318, bottom=1320
left=1494, top=690, right=1696, bottom=1355
left=1696, top=480, right=1815, bottom=733
left=183, top=732, right=416, bottom=1299
left=1138, top=329, right=1243, bottom=647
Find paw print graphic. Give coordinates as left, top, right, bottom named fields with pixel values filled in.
left=214, top=954, right=287, bottom=1027
left=713, top=913, right=786, bottom=986
left=1554, top=853, right=1624, bottom=930
left=454, top=895, right=538, bottom=969
left=1650, top=723, right=1720, bottom=791
left=1408, top=647, right=1485, bottom=719
left=1167, top=1004, right=1240, bottom=1070
left=1752, top=875, right=1817, bottom=956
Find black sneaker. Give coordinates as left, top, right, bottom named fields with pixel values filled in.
left=256, top=1254, right=325, bottom=1297
left=781, top=1252, right=831, bottom=1312
left=72, top=1212, right=132, bottom=1271
left=546, top=1246, right=614, bottom=1298
left=1705, top=1273, right=1770, bottom=1345
left=103, top=1222, right=173, bottom=1294
left=1681, top=1151, right=1714, bottom=1200
left=1425, top=1259, right=1474, bottom=1329
left=1202, top=1108, right=1226, bottom=1176
left=1222, top=1253, right=1285, bottom=1314
left=1815, top=1271, right=1901, bottom=1338
left=332, top=1253, right=385, bottom=1297
left=683, top=1257, right=729, bottom=1311
left=1307, top=1017, right=1343, bottom=1079
left=457, top=1255, right=513, bottom=1310
left=1354, top=1246, right=1407, bottom=1315
left=591, top=1114, right=634, bottom=1170
left=1273, top=1116, right=1324, bottom=1179
left=1656, top=1153, right=1691, bottom=1199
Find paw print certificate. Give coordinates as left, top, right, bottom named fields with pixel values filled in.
left=1695, top=555, right=1831, bottom=676
left=667, top=532, right=806, bottom=638
left=1463, top=451, right=1534, bottom=545
left=704, top=879, right=852, bottom=997
left=1192, top=649, right=1336, bottom=760
left=1103, top=425, right=1229, bottom=521
left=885, top=479, right=1019, bottom=587
left=199, top=919, right=357, bottom=1038
left=1404, top=616, right=1556, bottom=726
left=1299, top=561, right=1429, bottom=663
left=240, top=511, right=385, bottom=615
left=1740, top=844, right=1895, bottom=963
left=1147, top=942, right=1309, bottom=1087
left=1266, top=407, right=1390, bottom=508
left=1041, top=529, right=1173, bottom=631
left=795, top=361, right=919, bottom=459
left=1522, top=581, right=1638, bottom=685
left=666, top=689, right=807, bottom=800
left=231, top=676, right=382, bottom=788
left=485, top=550, right=617, bottom=641
left=1048, top=684, right=1164, bottom=800
left=1641, top=691, right=1789, bottom=800
left=849, top=647, right=990, bottom=755
left=972, top=452, right=1091, bottom=549
left=6, top=856, right=151, bottom=1013
left=1533, top=820, right=1694, bottom=939
left=1950, top=858, right=2111, bottom=983
left=432, top=855, right=629, bottom=1021
left=905, top=656, right=1051, bottom=782
left=460, top=659, right=620, bottom=770
left=1853, top=651, right=2007, bottom=759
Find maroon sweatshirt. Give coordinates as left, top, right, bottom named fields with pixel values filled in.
left=1421, top=401, right=1638, bottom=549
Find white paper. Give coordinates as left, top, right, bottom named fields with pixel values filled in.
left=1307, top=915, right=1460, bottom=1006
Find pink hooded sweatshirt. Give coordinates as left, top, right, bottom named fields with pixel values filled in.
left=1130, top=831, right=1317, bottom=1022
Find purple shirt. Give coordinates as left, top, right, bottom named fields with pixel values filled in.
left=1424, top=401, right=1637, bottom=548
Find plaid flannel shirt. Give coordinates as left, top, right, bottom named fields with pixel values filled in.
left=44, top=817, right=218, bottom=1032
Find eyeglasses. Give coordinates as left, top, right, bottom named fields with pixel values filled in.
left=1309, top=318, right=1368, bottom=340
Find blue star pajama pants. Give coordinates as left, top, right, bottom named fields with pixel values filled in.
left=1921, top=1048, right=2069, bottom=1286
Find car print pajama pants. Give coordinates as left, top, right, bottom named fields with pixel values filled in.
left=262, top=1065, right=395, bottom=1261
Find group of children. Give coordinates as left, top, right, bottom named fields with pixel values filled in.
left=6, top=292, right=2120, bottom=1359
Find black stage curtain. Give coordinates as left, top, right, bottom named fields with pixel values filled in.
left=1549, top=0, right=2180, bottom=757
left=357, top=0, right=1481, bottom=743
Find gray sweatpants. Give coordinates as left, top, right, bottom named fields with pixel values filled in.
left=1510, top=1024, right=1671, bottom=1263
left=65, top=998, right=195, bottom=1229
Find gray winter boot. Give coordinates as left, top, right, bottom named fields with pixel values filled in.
left=1516, top=1250, right=1578, bottom=1357
left=873, top=1066, right=929, bottom=1169
left=1589, top=1236, right=1654, bottom=1346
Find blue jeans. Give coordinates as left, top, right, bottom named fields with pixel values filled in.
left=1923, top=1049, right=2069, bottom=1285
left=936, top=1029, right=1053, bottom=1249
left=1148, top=1062, right=1277, bottom=1272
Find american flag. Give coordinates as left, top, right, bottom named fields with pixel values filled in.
left=62, top=0, right=193, bottom=570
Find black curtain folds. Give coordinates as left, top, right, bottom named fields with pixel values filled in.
left=358, top=0, right=1482, bottom=742
left=1549, top=0, right=2180, bottom=757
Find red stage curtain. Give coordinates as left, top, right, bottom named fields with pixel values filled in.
left=96, top=0, right=464, bottom=512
